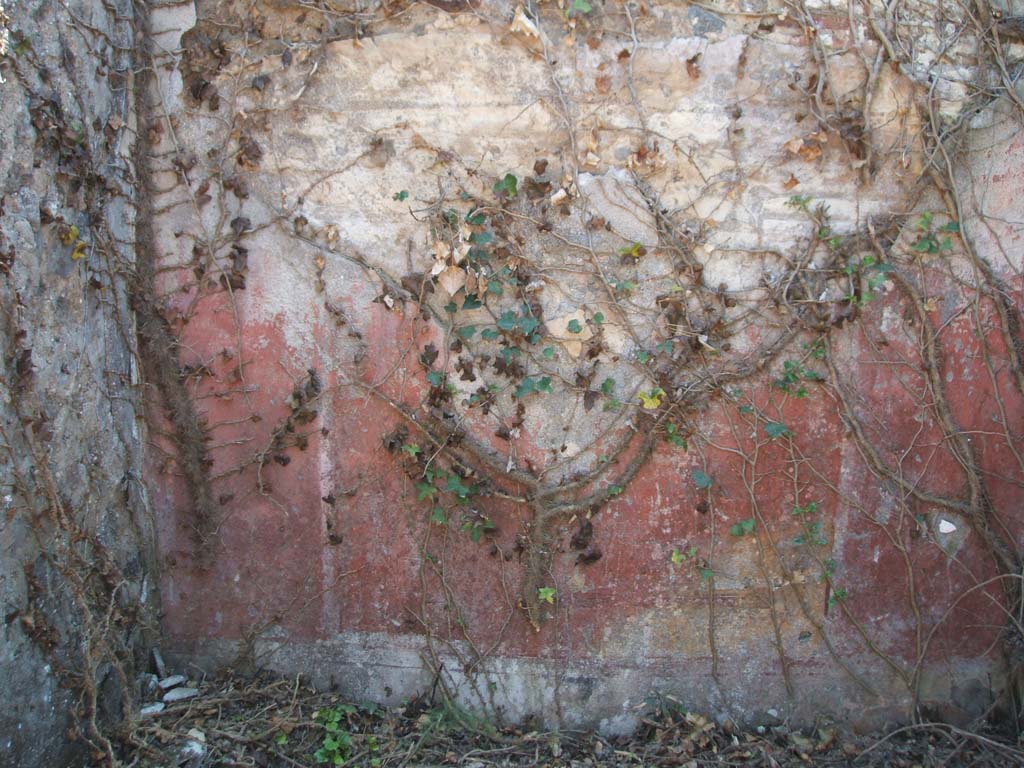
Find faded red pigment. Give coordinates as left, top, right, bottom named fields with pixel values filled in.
left=150, top=142, right=1024, bottom=726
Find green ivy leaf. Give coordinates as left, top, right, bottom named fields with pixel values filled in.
left=764, top=422, right=790, bottom=439
left=567, top=319, right=583, bottom=334
left=481, top=328, right=499, bottom=340
left=493, top=173, right=518, bottom=198
left=670, top=548, right=685, bottom=566
left=538, top=587, right=557, bottom=604
left=392, top=190, right=409, bottom=201
left=445, top=474, right=472, bottom=499
left=465, top=209, right=487, bottom=225
left=593, top=311, right=605, bottom=324
left=730, top=518, right=756, bottom=536
left=519, top=315, right=540, bottom=335
left=458, top=325, right=477, bottom=339
left=542, top=346, right=555, bottom=359
left=600, top=377, right=615, bottom=395
left=692, top=470, right=713, bottom=489
left=430, top=507, right=448, bottom=526
left=426, top=371, right=444, bottom=387
left=515, top=378, right=538, bottom=398
left=487, top=279, right=503, bottom=296
left=665, top=423, right=687, bottom=449
left=497, top=311, right=517, bottom=331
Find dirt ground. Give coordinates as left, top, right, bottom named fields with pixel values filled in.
left=123, top=671, right=1023, bottom=767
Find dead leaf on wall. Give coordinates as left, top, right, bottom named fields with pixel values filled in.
left=437, top=265, right=467, bottom=296
left=510, top=5, right=540, bottom=38
left=798, top=142, right=822, bottom=161
left=686, top=53, right=702, bottom=79
left=784, top=132, right=826, bottom=162
left=783, top=136, right=804, bottom=155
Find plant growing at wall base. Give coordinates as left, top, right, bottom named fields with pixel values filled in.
left=313, top=706, right=355, bottom=765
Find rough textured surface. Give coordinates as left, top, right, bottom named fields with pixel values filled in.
left=0, top=0, right=1018, bottom=762
left=0, top=1, right=155, bottom=764
left=0, top=0, right=937, bottom=745
left=140, top=0, right=1024, bottom=734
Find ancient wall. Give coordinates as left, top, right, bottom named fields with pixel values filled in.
left=145, top=0, right=1024, bottom=733
left=0, top=0, right=156, bottom=764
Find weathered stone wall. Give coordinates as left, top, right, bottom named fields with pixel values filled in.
left=0, top=0, right=155, bottom=764
left=143, top=0, right=1024, bottom=735
left=0, top=0, right=1019, bottom=762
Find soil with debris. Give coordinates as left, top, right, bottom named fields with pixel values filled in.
left=125, top=671, right=1022, bottom=767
